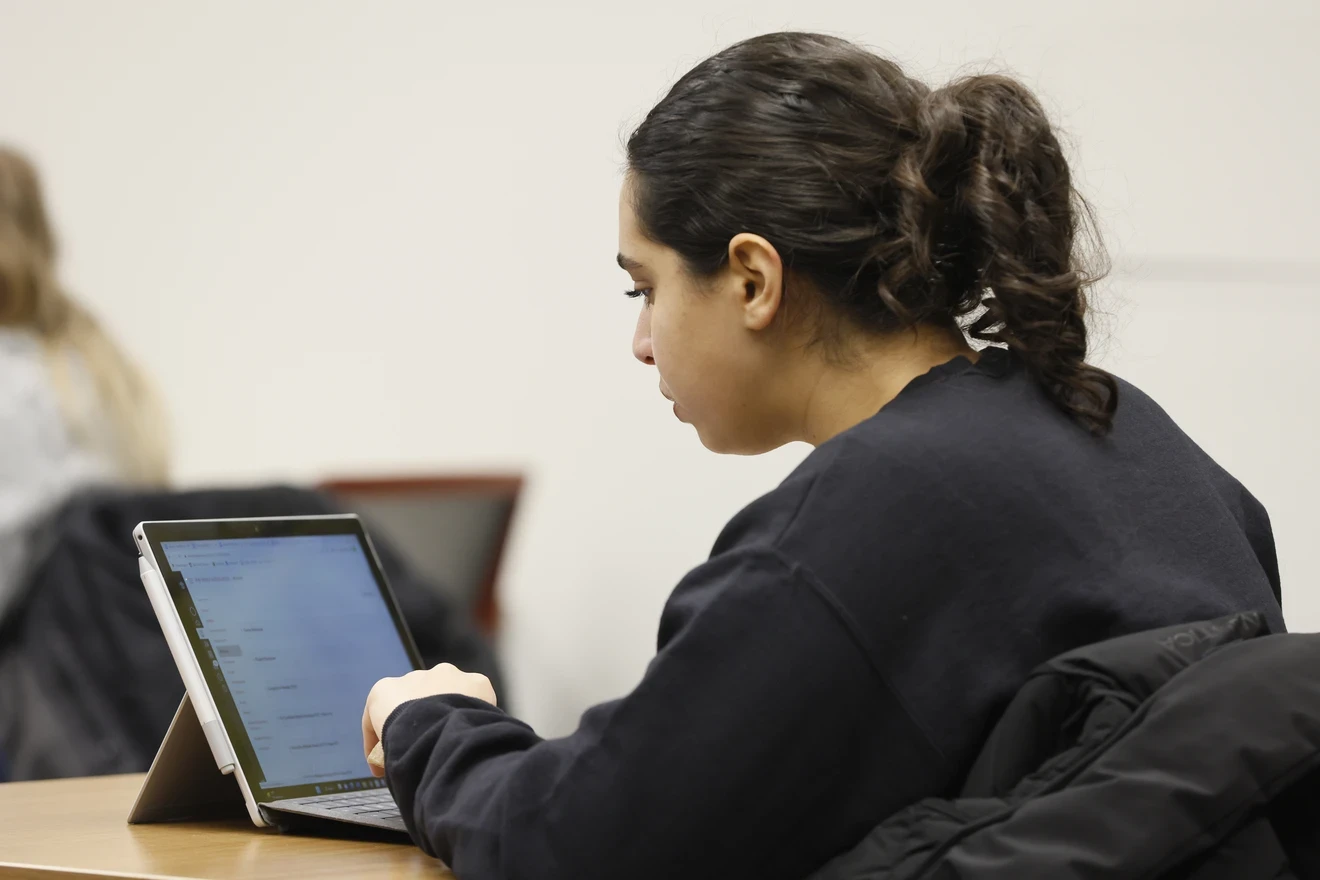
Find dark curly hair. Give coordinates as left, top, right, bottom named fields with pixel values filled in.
left=626, top=32, right=1118, bottom=434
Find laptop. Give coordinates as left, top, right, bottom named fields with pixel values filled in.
left=128, top=515, right=420, bottom=835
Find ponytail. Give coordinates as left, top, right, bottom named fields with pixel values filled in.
left=893, top=75, right=1118, bottom=434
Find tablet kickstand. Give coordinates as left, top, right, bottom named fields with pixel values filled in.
left=127, top=693, right=248, bottom=824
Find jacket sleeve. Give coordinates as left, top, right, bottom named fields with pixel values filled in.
left=382, top=547, right=946, bottom=880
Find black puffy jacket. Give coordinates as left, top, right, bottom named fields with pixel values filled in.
left=811, top=612, right=1320, bottom=879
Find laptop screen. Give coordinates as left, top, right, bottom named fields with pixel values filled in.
left=146, top=518, right=419, bottom=802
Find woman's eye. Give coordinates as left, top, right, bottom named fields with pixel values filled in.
left=624, top=288, right=653, bottom=304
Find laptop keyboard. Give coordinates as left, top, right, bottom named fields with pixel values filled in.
left=297, top=788, right=401, bottom=820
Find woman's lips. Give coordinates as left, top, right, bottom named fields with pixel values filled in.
left=660, top=388, right=684, bottom=421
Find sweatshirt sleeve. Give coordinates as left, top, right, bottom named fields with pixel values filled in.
left=381, top=547, right=946, bottom=880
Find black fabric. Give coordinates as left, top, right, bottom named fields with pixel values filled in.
left=380, top=350, right=1286, bottom=880
left=0, top=485, right=500, bottom=781
left=808, top=613, right=1320, bottom=879
left=1272, top=768, right=1320, bottom=877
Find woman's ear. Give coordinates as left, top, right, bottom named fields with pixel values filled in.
left=726, top=233, right=784, bottom=332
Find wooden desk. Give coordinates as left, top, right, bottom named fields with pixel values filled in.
left=0, top=774, right=454, bottom=879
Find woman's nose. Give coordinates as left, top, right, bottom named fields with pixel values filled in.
left=632, top=307, right=654, bottom=366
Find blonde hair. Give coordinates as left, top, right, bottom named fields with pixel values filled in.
left=0, top=146, right=169, bottom=485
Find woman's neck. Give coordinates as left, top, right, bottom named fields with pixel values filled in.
left=795, top=324, right=976, bottom=447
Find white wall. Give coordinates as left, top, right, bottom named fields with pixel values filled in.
left=1, top=0, right=1315, bottom=736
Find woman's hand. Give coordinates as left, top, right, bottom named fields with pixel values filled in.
left=361, top=663, right=498, bottom=777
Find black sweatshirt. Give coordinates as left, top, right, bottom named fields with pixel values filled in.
left=382, top=349, right=1284, bottom=879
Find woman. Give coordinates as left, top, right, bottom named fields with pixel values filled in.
left=0, top=146, right=168, bottom=620
left=361, top=33, right=1283, bottom=879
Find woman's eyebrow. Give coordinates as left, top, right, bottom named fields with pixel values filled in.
left=616, top=253, right=645, bottom=272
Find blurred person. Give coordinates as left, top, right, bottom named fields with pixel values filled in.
left=361, top=33, right=1287, bottom=878
left=0, top=146, right=168, bottom=620
left=0, top=149, right=507, bottom=783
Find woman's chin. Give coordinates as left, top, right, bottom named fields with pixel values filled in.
left=691, top=423, right=771, bottom=457
left=713, top=424, right=801, bottom=455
